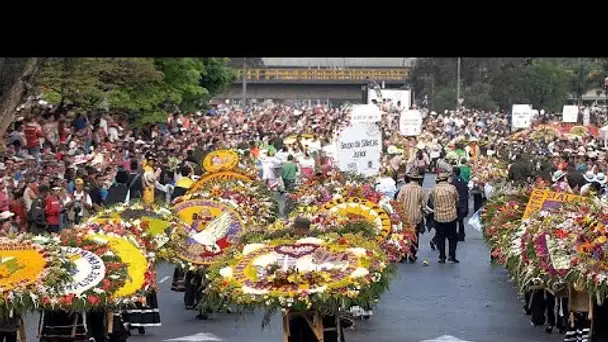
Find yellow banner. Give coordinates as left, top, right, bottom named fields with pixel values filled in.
left=522, top=188, right=584, bottom=220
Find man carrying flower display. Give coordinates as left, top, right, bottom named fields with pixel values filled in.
left=396, top=171, right=425, bottom=263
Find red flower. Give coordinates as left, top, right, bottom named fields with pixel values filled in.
left=554, top=229, right=568, bottom=239
left=87, top=294, right=101, bottom=306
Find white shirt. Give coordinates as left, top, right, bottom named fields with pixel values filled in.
left=299, top=156, right=315, bottom=169
left=375, top=177, right=397, bottom=198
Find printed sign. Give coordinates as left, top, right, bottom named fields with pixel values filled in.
left=350, top=104, right=382, bottom=124
left=400, top=109, right=423, bottom=136
left=202, top=150, right=239, bottom=173
left=522, top=189, right=585, bottom=220
left=511, top=104, right=533, bottom=129
left=335, top=123, right=382, bottom=177
left=583, top=108, right=590, bottom=126
left=562, top=105, right=579, bottom=123
left=60, top=247, right=106, bottom=295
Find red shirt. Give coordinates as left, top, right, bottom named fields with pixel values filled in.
left=45, top=195, right=61, bottom=225
left=24, top=124, right=43, bottom=149
left=9, top=200, right=26, bottom=230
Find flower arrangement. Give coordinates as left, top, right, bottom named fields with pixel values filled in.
left=188, top=170, right=258, bottom=195
left=288, top=175, right=416, bottom=262
left=73, top=223, right=156, bottom=305
left=0, top=235, right=74, bottom=317
left=36, top=229, right=131, bottom=311
left=173, top=180, right=279, bottom=229
left=88, top=202, right=181, bottom=262
left=480, top=189, right=529, bottom=264
left=509, top=201, right=608, bottom=298
left=470, top=157, right=508, bottom=186
left=171, top=199, right=246, bottom=268
left=205, top=234, right=395, bottom=320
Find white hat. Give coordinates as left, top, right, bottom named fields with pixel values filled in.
left=552, top=170, right=566, bottom=183
left=596, top=173, right=607, bottom=185
left=416, top=142, right=426, bottom=150
left=588, top=151, right=598, bottom=158
left=69, top=141, right=77, bottom=149
left=577, top=151, right=585, bottom=156
left=584, top=171, right=596, bottom=183
left=0, top=211, right=14, bottom=220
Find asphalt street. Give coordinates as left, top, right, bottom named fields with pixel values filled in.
left=25, top=175, right=563, bottom=342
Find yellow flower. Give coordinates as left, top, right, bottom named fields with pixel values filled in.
left=598, top=236, right=607, bottom=244
left=89, top=234, right=148, bottom=298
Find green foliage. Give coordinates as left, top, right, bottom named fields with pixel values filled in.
left=411, top=57, right=604, bottom=112
left=36, top=58, right=234, bottom=124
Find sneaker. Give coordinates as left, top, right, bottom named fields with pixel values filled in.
left=438, top=259, right=446, bottom=264
left=448, top=258, right=460, bottom=263
left=545, top=326, right=553, bottom=334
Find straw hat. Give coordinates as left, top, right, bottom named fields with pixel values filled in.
left=436, top=172, right=451, bottom=181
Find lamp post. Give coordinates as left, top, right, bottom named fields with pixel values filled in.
left=456, top=58, right=461, bottom=110
left=604, top=76, right=608, bottom=108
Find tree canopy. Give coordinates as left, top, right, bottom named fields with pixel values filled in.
left=35, top=57, right=235, bottom=124
left=410, top=58, right=608, bottom=112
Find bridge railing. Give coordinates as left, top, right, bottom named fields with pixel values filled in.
left=233, top=68, right=409, bottom=81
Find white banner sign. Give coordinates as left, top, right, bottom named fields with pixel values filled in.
left=583, top=108, right=590, bottom=126
left=562, top=105, right=579, bottom=123
left=511, top=104, right=532, bottom=129
left=400, top=110, right=423, bottom=136
left=336, top=123, right=382, bottom=177
left=59, top=247, right=106, bottom=295
left=350, top=104, right=382, bottom=124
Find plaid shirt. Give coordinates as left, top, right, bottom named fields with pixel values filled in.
left=396, top=182, right=424, bottom=225
left=430, top=182, right=459, bottom=223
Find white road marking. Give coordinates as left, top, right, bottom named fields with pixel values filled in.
left=419, top=335, right=475, bottom=342
left=159, top=276, right=171, bottom=284
left=164, top=332, right=223, bottom=341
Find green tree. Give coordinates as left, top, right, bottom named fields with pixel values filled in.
left=518, top=59, right=571, bottom=112
left=431, top=86, right=457, bottom=112
left=463, top=82, right=496, bottom=111
left=0, top=58, right=45, bottom=139
left=37, top=58, right=164, bottom=112
left=36, top=57, right=234, bottom=124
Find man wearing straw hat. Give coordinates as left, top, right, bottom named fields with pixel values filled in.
left=429, top=172, right=460, bottom=263
left=396, top=170, right=425, bottom=263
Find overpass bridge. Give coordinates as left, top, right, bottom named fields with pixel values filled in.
left=222, top=67, right=411, bottom=103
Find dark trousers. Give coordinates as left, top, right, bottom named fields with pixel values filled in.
left=473, top=193, right=483, bottom=213
left=0, top=331, right=16, bottom=342
left=435, top=220, right=457, bottom=260
left=47, top=224, right=61, bottom=233
left=456, top=207, right=467, bottom=240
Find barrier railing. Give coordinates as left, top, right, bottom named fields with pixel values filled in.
left=233, top=68, right=409, bottom=81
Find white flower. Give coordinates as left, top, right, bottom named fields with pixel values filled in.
left=219, top=266, right=233, bottom=279
left=347, top=248, right=367, bottom=257
left=350, top=267, right=369, bottom=278
left=93, top=288, right=105, bottom=294
left=333, top=194, right=343, bottom=200
left=243, top=243, right=266, bottom=255
left=308, top=285, right=327, bottom=294
left=296, top=237, right=324, bottom=245
left=242, top=285, right=269, bottom=295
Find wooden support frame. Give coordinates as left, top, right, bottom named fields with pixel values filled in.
left=282, top=310, right=342, bottom=342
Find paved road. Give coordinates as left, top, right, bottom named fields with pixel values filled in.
left=25, top=175, right=563, bottom=342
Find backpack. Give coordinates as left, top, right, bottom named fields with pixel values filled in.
left=28, top=197, right=46, bottom=227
